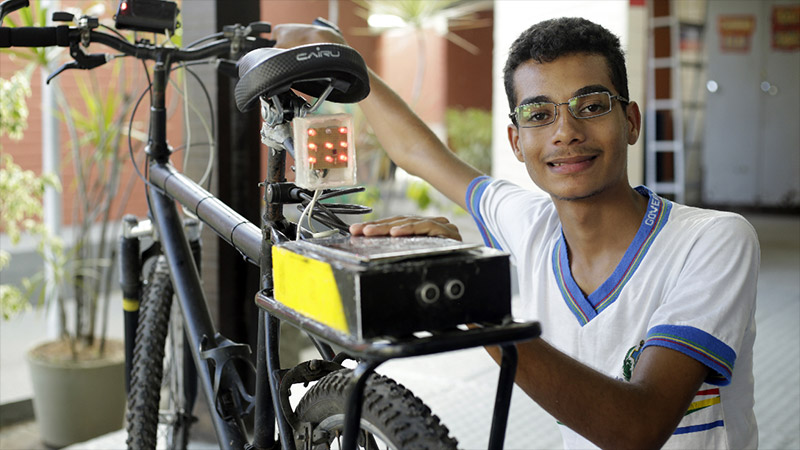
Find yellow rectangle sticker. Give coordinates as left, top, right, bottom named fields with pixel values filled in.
left=272, top=246, right=349, bottom=333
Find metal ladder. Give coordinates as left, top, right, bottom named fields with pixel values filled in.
left=645, top=0, right=708, bottom=204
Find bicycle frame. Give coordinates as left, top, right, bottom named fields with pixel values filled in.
left=139, top=66, right=541, bottom=448
left=141, top=61, right=262, bottom=448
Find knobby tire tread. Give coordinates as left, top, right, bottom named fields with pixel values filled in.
left=295, top=369, right=458, bottom=450
left=126, top=256, right=187, bottom=450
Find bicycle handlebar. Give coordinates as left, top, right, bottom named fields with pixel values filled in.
left=0, top=25, right=70, bottom=47
left=0, top=19, right=275, bottom=71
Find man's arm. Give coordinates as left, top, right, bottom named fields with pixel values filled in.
left=487, top=339, right=709, bottom=450
left=272, top=24, right=482, bottom=210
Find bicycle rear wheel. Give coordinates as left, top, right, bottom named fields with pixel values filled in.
left=126, top=256, right=192, bottom=449
left=294, top=369, right=458, bottom=450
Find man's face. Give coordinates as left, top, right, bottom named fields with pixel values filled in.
left=507, top=53, right=641, bottom=202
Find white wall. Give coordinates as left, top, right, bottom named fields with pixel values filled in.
left=491, top=1, right=638, bottom=191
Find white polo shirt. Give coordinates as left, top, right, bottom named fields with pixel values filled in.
left=466, top=176, right=758, bottom=449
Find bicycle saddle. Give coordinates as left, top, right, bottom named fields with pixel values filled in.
left=235, top=43, right=370, bottom=112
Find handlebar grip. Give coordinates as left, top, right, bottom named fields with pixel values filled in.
left=0, top=25, right=70, bottom=47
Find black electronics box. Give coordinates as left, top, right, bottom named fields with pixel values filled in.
left=115, top=0, right=178, bottom=35
left=272, top=236, right=512, bottom=339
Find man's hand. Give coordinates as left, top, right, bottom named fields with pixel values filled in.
left=349, top=215, right=462, bottom=241
left=272, top=23, right=346, bottom=49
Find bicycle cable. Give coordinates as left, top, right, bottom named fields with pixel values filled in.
left=163, top=64, right=215, bottom=221
left=184, top=32, right=224, bottom=49
left=127, top=82, right=152, bottom=188
left=174, top=63, right=216, bottom=190
left=126, top=78, right=167, bottom=222
left=125, top=59, right=219, bottom=218
left=99, top=23, right=127, bottom=41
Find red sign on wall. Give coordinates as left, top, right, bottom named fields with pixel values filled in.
left=718, top=15, right=756, bottom=53
left=772, top=5, right=800, bottom=51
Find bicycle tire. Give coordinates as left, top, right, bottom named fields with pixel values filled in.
left=126, top=256, right=191, bottom=450
left=295, top=369, right=458, bottom=450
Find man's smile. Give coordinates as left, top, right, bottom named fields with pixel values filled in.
left=546, top=154, right=598, bottom=173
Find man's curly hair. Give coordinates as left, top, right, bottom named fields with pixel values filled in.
left=503, top=17, right=629, bottom=118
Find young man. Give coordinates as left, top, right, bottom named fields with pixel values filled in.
left=274, top=17, right=758, bottom=449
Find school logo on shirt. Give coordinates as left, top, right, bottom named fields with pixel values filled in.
left=622, top=340, right=645, bottom=381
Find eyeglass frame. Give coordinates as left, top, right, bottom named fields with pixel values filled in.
left=509, top=91, right=630, bottom=128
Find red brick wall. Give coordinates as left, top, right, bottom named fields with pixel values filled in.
left=446, top=9, right=493, bottom=110
left=378, top=27, right=448, bottom=125
left=259, top=0, right=377, bottom=68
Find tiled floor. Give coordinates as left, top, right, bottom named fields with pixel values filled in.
left=1, top=213, right=798, bottom=449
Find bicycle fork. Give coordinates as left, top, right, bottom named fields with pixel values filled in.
left=119, top=214, right=202, bottom=389
left=119, top=207, right=251, bottom=446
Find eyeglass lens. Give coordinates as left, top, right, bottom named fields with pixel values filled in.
left=516, top=92, right=613, bottom=127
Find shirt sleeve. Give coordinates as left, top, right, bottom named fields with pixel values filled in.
left=642, top=214, right=760, bottom=385
left=465, top=176, right=503, bottom=249
left=465, top=177, right=556, bottom=255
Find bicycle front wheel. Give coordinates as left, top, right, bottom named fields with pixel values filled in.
left=295, top=369, right=458, bottom=450
left=126, top=256, right=192, bottom=450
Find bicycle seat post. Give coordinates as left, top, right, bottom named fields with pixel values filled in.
left=256, top=98, right=291, bottom=450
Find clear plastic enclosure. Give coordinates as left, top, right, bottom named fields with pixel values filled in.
left=292, top=114, right=356, bottom=189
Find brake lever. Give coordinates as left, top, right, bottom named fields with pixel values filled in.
left=0, top=0, right=29, bottom=25
left=46, top=42, right=108, bottom=84
left=247, top=21, right=271, bottom=35
left=46, top=61, right=79, bottom=84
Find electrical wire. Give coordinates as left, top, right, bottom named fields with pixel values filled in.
left=296, top=189, right=322, bottom=240
left=164, top=29, right=178, bottom=48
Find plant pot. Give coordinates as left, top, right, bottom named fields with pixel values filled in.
left=26, top=339, right=126, bottom=448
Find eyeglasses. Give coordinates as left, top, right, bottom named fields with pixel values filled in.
left=509, top=92, right=629, bottom=128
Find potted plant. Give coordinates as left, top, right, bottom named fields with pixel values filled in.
left=1, top=1, right=140, bottom=446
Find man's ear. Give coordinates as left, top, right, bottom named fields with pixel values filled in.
left=507, top=124, right=525, bottom=162
left=626, top=101, right=642, bottom=145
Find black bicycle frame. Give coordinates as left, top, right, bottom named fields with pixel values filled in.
left=136, top=42, right=541, bottom=450
left=141, top=57, right=262, bottom=447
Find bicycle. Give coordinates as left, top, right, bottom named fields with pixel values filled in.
left=1, top=1, right=541, bottom=448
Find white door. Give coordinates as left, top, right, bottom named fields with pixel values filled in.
left=759, top=2, right=800, bottom=205
left=703, top=0, right=800, bottom=207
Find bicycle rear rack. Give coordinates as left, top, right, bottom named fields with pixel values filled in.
left=255, top=289, right=541, bottom=450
